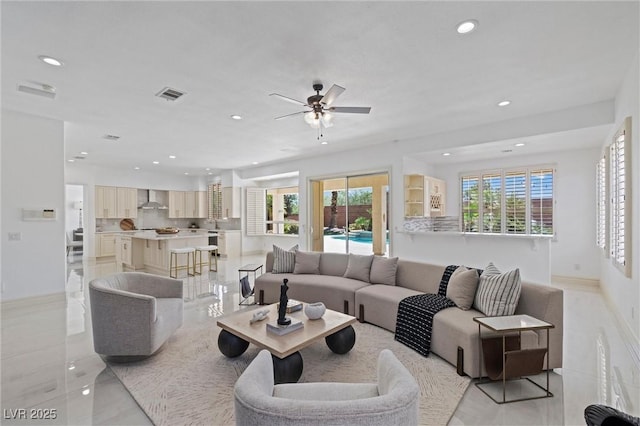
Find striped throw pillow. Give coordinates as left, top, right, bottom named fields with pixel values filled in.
left=473, top=262, right=521, bottom=316
left=272, top=244, right=298, bottom=273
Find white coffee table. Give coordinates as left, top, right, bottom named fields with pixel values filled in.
left=217, top=304, right=357, bottom=383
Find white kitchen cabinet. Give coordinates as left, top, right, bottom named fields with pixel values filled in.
left=96, top=233, right=116, bottom=257
left=217, top=230, right=241, bottom=257
left=95, top=186, right=118, bottom=219
left=197, top=191, right=207, bottom=218
left=116, top=187, right=138, bottom=219
left=115, top=235, right=143, bottom=269
left=222, top=187, right=241, bottom=219
left=168, top=191, right=186, bottom=218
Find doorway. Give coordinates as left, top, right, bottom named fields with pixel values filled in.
left=65, top=184, right=84, bottom=262
left=310, top=172, right=389, bottom=255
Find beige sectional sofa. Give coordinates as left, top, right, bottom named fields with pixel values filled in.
left=254, top=251, right=563, bottom=378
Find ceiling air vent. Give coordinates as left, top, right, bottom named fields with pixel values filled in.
left=156, top=87, right=185, bottom=101
left=17, top=83, right=56, bottom=99
left=103, top=134, right=120, bottom=141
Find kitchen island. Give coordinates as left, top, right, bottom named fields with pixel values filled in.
left=116, top=231, right=208, bottom=276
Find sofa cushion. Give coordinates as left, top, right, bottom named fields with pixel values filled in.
left=354, top=285, right=422, bottom=332
left=319, top=252, right=350, bottom=277
left=272, top=244, right=298, bottom=274
left=369, top=256, right=399, bottom=286
left=293, top=251, right=321, bottom=274
left=446, top=266, right=479, bottom=310
left=343, top=254, right=374, bottom=282
left=473, top=262, right=521, bottom=316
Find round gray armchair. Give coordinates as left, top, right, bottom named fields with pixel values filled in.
left=89, top=272, right=183, bottom=359
left=234, top=348, right=420, bottom=426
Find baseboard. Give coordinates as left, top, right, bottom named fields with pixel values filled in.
left=600, top=288, right=640, bottom=371
left=551, top=275, right=600, bottom=288
left=1, top=292, right=66, bottom=311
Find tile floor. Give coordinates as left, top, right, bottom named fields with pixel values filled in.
left=1, top=252, right=638, bottom=425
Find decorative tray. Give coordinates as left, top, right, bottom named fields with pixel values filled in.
left=155, top=227, right=180, bottom=235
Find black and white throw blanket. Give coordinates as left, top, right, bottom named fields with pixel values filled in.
left=394, top=265, right=458, bottom=356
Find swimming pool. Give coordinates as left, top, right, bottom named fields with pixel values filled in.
left=330, top=234, right=389, bottom=244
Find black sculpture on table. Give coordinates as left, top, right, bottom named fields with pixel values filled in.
left=277, top=279, right=291, bottom=326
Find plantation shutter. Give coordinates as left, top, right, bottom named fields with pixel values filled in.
left=596, top=156, right=608, bottom=250
left=609, top=121, right=632, bottom=275
left=207, top=183, right=222, bottom=220
left=461, top=176, right=479, bottom=232
left=504, top=171, right=527, bottom=234
left=482, top=173, right=502, bottom=233
left=246, top=188, right=266, bottom=236
left=530, top=168, right=554, bottom=235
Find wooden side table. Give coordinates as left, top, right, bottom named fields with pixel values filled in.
left=474, top=314, right=554, bottom=404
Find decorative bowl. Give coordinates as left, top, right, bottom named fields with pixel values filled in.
left=304, top=302, right=326, bottom=320
left=155, top=227, right=180, bottom=235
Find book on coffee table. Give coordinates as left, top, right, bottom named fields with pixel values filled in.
left=276, top=299, right=303, bottom=314
left=267, top=318, right=304, bottom=336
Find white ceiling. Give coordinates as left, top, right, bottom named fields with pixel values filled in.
left=2, top=1, right=638, bottom=177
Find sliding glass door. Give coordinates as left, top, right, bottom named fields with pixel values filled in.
left=310, top=172, right=388, bottom=255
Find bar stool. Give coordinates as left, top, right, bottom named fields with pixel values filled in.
left=194, top=245, right=219, bottom=274
left=169, top=247, right=196, bottom=278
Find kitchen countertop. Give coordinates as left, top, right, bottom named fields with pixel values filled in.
left=130, top=231, right=209, bottom=241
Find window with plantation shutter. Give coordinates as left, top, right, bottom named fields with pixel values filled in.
left=504, top=171, right=527, bottom=234
left=207, top=183, right=222, bottom=220
left=596, top=156, right=608, bottom=251
left=530, top=168, right=554, bottom=235
left=461, top=176, right=479, bottom=232
left=609, top=117, right=632, bottom=277
left=482, top=173, right=502, bottom=233
left=460, top=166, right=554, bottom=236
left=246, top=188, right=266, bottom=236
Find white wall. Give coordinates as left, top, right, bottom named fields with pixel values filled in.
left=1, top=110, right=66, bottom=301
left=431, top=148, right=602, bottom=280
left=599, top=51, right=640, bottom=345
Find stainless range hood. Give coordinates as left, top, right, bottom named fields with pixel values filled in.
left=139, top=190, right=168, bottom=210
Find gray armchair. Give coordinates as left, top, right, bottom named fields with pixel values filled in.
left=234, top=349, right=420, bottom=426
left=89, top=272, right=183, bottom=359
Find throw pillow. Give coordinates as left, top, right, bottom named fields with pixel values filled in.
left=272, top=244, right=298, bottom=274
left=473, top=262, right=522, bottom=316
left=343, top=254, right=374, bottom=283
left=369, top=256, right=399, bottom=285
left=293, top=251, right=321, bottom=275
left=446, top=266, right=479, bottom=310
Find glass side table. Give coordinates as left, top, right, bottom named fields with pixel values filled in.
left=474, top=314, right=554, bottom=404
left=238, top=264, right=263, bottom=305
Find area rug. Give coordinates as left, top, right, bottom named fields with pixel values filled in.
left=108, top=319, right=470, bottom=426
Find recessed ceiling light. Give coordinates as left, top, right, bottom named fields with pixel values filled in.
left=80, top=151, right=88, bottom=155
left=456, top=20, right=478, bottom=34
left=169, top=155, right=176, bottom=159
left=321, top=141, right=328, bottom=145
left=207, top=172, right=213, bottom=175
left=184, top=172, right=189, bottom=175
left=205, top=168, right=210, bottom=171
left=134, top=166, right=140, bottom=170
left=231, top=115, right=243, bottom=120
left=514, top=143, right=525, bottom=147
left=497, top=100, right=511, bottom=107
left=252, top=161, right=259, bottom=165
left=67, top=159, right=75, bottom=162
left=152, top=161, right=160, bottom=165
left=38, top=55, right=63, bottom=66
left=442, top=152, right=451, bottom=156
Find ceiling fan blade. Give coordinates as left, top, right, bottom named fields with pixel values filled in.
left=274, top=111, right=307, bottom=120
left=269, top=93, right=308, bottom=106
left=320, top=84, right=345, bottom=106
left=329, top=106, right=371, bottom=114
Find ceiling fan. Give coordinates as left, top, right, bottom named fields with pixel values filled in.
left=270, top=83, right=371, bottom=138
